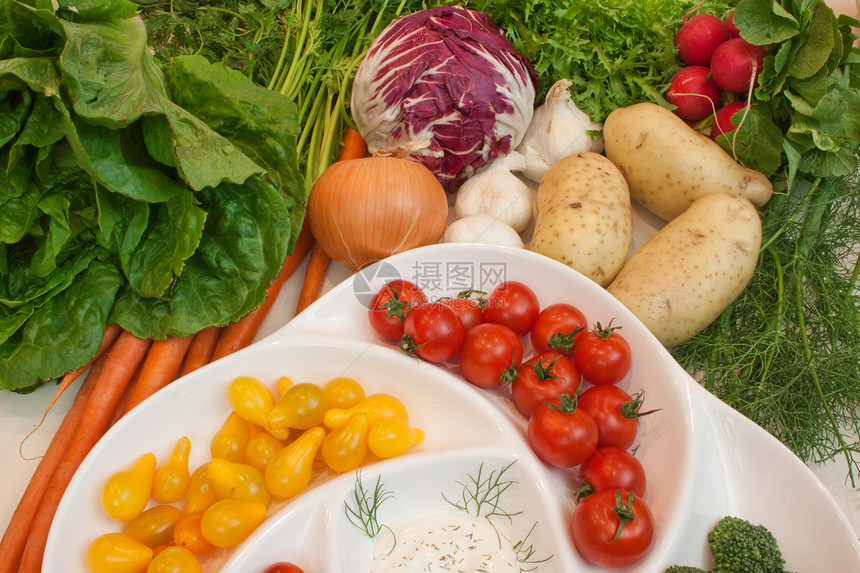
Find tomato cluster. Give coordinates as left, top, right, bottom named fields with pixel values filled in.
left=88, top=375, right=421, bottom=573
left=667, top=11, right=767, bottom=137
left=368, top=279, right=658, bottom=568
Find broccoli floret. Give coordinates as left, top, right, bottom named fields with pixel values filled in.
left=665, top=566, right=709, bottom=573
left=708, top=516, right=785, bottom=573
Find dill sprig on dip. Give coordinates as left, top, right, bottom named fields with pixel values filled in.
left=345, top=471, right=394, bottom=538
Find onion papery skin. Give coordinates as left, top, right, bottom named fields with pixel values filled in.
left=308, top=156, right=448, bottom=271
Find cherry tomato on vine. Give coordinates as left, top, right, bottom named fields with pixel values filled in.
left=510, top=352, right=581, bottom=417
left=530, top=303, right=588, bottom=355
left=573, top=321, right=632, bottom=385
left=400, top=301, right=465, bottom=363
left=438, top=290, right=485, bottom=332
left=569, top=489, right=655, bottom=568
left=482, top=281, right=540, bottom=336
left=458, top=322, right=523, bottom=389
left=578, top=385, right=655, bottom=449
left=262, top=563, right=306, bottom=573
left=367, top=280, right=427, bottom=341
left=527, top=394, right=598, bottom=468
left=576, top=446, right=647, bottom=499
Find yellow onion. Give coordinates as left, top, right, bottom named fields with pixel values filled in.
left=308, top=156, right=448, bottom=271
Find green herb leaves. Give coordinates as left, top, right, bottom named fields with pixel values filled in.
left=0, top=5, right=304, bottom=390
left=723, top=0, right=859, bottom=182
left=675, top=0, right=860, bottom=482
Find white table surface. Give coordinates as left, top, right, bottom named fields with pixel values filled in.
left=3, top=0, right=859, bottom=554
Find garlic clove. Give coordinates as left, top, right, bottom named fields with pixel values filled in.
left=441, top=214, right=524, bottom=249
left=453, top=155, right=534, bottom=232
left=517, top=78, right=604, bottom=184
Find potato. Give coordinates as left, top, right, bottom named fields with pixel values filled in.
left=603, top=102, right=772, bottom=221
left=531, top=152, right=632, bottom=287
left=607, top=192, right=762, bottom=347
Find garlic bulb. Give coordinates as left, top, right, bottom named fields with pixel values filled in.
left=453, top=152, right=534, bottom=233
left=442, top=214, right=524, bottom=248
left=518, top=79, right=605, bottom=183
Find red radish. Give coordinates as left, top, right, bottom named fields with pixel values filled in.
left=725, top=12, right=741, bottom=38
left=675, top=14, right=731, bottom=66
left=666, top=65, right=723, bottom=121
left=710, top=38, right=767, bottom=93
left=711, top=101, right=747, bottom=139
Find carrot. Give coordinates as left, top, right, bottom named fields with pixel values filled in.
left=337, top=127, right=368, bottom=161
left=210, top=223, right=314, bottom=361
left=180, top=325, right=223, bottom=376
left=295, top=242, right=330, bottom=314
left=0, top=351, right=108, bottom=573
left=17, top=330, right=151, bottom=573
left=37, top=324, right=122, bottom=426
left=119, top=334, right=193, bottom=416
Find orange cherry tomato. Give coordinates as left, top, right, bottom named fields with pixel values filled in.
left=228, top=375, right=276, bottom=426
left=264, top=427, right=325, bottom=499
left=367, top=417, right=424, bottom=459
left=124, top=504, right=184, bottom=548
left=152, top=436, right=191, bottom=504
left=266, top=383, right=329, bottom=431
left=147, top=546, right=202, bottom=573
left=245, top=430, right=285, bottom=474
left=323, top=377, right=366, bottom=409
left=184, top=463, right=218, bottom=514
left=323, top=393, right=408, bottom=429
left=321, top=413, right=369, bottom=473
left=87, top=532, right=153, bottom=573
left=207, top=458, right=271, bottom=505
left=200, top=499, right=267, bottom=547
left=211, top=411, right=249, bottom=463
left=102, top=453, right=156, bottom=522
left=172, top=511, right=215, bottom=554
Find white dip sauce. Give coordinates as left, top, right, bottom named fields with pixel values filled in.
left=371, top=508, right=519, bottom=572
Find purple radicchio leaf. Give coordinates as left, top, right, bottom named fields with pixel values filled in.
left=351, top=6, right=538, bottom=191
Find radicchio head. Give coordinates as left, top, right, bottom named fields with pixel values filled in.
left=351, top=6, right=538, bottom=191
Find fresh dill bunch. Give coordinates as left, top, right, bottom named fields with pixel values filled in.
left=673, top=173, right=860, bottom=484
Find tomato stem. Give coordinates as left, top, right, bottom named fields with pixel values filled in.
left=610, top=490, right=636, bottom=543
left=620, top=391, right=661, bottom=420
left=547, top=326, right=585, bottom=354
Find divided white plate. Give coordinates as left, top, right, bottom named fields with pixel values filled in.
left=45, top=244, right=860, bottom=572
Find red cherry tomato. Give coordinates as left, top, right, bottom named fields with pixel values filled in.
left=570, top=490, right=655, bottom=568
left=578, top=385, right=653, bottom=450
left=400, top=302, right=464, bottom=363
left=262, top=563, right=305, bottom=573
left=530, top=303, right=588, bottom=355
left=527, top=395, right=598, bottom=468
left=482, top=281, right=540, bottom=336
left=573, top=321, right=632, bottom=386
left=438, top=291, right=485, bottom=332
left=458, top=323, right=523, bottom=389
left=576, top=447, right=647, bottom=499
left=511, top=352, right=581, bottom=417
left=367, top=280, right=427, bottom=342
